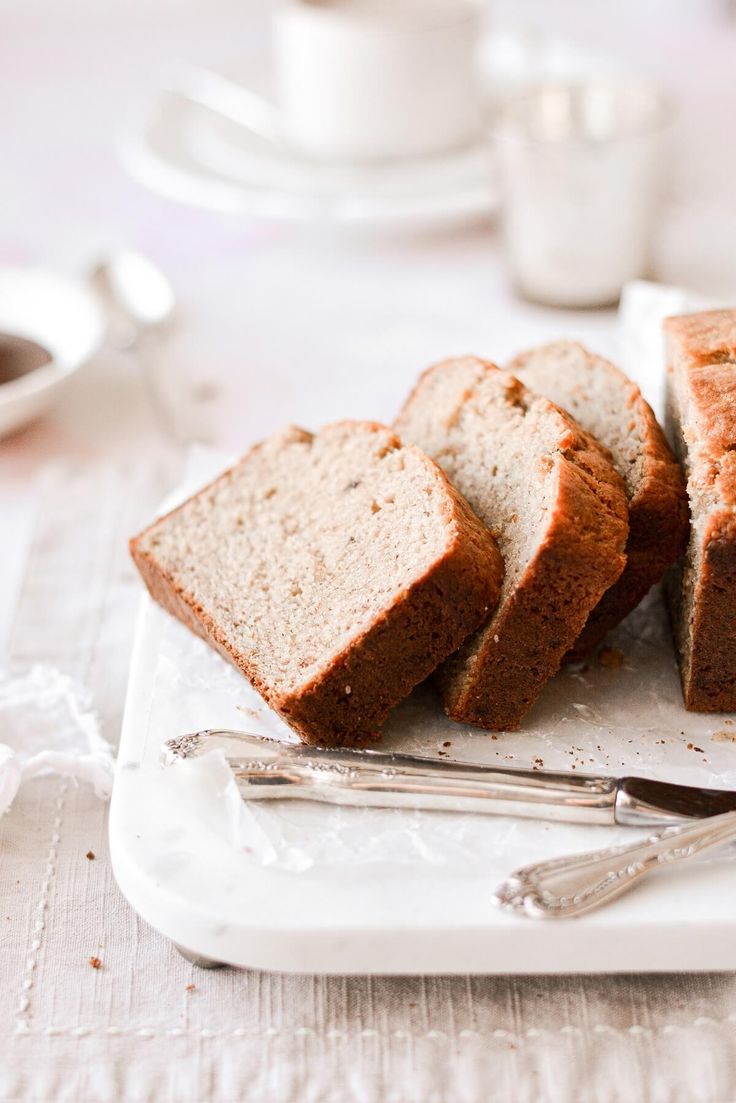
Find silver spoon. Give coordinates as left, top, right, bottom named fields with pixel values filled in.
left=90, top=249, right=175, bottom=350
left=90, top=250, right=210, bottom=444
left=494, top=808, right=736, bottom=919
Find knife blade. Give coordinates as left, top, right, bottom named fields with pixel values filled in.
left=162, top=729, right=736, bottom=828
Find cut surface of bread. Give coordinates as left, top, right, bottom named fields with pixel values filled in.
left=665, top=310, right=736, bottom=712
left=394, top=358, right=629, bottom=731
left=509, top=340, right=688, bottom=657
left=130, top=421, right=503, bottom=746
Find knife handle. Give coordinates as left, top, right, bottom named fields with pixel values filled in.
left=494, top=808, right=736, bottom=919
left=165, top=729, right=618, bottom=825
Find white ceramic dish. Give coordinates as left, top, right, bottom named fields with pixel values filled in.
left=111, top=458, right=736, bottom=974
left=0, top=267, right=106, bottom=438
left=117, top=32, right=619, bottom=229
left=119, top=81, right=501, bottom=229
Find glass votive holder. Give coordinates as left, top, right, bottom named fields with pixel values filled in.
left=495, top=80, right=670, bottom=308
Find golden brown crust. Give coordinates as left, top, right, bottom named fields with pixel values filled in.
left=569, top=438, right=688, bottom=655
left=510, top=341, right=689, bottom=658
left=283, top=502, right=503, bottom=745
left=675, top=514, right=736, bottom=712
left=665, top=311, right=736, bottom=505
left=440, top=414, right=629, bottom=730
left=130, top=423, right=504, bottom=747
left=395, top=357, right=629, bottom=731
left=665, top=310, right=736, bottom=711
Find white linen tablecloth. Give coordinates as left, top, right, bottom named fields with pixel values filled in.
left=1, top=455, right=735, bottom=1100
left=1, top=346, right=735, bottom=1103
left=3, top=2, right=736, bottom=1099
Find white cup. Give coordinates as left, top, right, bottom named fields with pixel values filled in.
left=273, top=0, right=483, bottom=161
left=495, top=81, right=669, bottom=307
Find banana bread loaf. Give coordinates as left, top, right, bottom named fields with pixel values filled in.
left=131, top=420, right=504, bottom=745
left=510, top=340, right=688, bottom=658
left=395, top=358, right=629, bottom=731
left=665, top=309, right=736, bottom=711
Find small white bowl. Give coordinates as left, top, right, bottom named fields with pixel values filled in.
left=0, top=266, right=106, bottom=439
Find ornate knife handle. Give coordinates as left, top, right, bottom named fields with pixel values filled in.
left=163, top=729, right=619, bottom=824
left=494, top=808, right=736, bottom=919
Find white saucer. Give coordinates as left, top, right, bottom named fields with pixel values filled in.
left=118, top=30, right=618, bottom=230
left=118, top=73, right=502, bottom=229
left=0, top=267, right=106, bottom=438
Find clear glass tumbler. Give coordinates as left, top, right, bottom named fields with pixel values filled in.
left=495, top=80, right=670, bottom=308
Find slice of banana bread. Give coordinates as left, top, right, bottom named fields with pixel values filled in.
left=395, top=358, right=629, bottom=731
left=509, top=340, right=688, bottom=657
left=130, top=421, right=503, bottom=746
left=665, top=309, right=736, bottom=712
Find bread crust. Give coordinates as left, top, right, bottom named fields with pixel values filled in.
left=440, top=426, right=629, bottom=729
left=510, top=341, right=689, bottom=658
left=665, top=310, right=736, bottom=711
left=396, top=359, right=629, bottom=731
left=130, top=421, right=504, bottom=747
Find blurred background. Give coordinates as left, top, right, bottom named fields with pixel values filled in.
left=1, top=0, right=736, bottom=641
left=2, top=10, right=736, bottom=1089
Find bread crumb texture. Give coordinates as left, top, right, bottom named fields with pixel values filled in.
left=510, top=340, right=688, bottom=657
left=395, top=357, right=629, bottom=731
left=665, top=309, right=736, bottom=712
left=131, top=421, right=502, bottom=746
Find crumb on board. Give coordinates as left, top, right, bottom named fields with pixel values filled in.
left=185, top=984, right=196, bottom=992
left=85, top=851, right=95, bottom=861
left=713, top=730, right=736, bottom=744
left=687, top=742, right=705, bottom=753
left=598, top=646, right=625, bottom=669
left=89, top=957, right=102, bottom=970
left=442, top=741, right=451, bottom=748
left=235, top=704, right=261, bottom=719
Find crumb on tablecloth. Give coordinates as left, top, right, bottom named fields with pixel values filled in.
left=89, top=957, right=102, bottom=970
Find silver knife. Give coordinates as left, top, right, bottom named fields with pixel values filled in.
left=162, top=728, right=736, bottom=828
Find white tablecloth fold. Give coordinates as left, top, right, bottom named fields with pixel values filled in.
left=0, top=664, right=113, bottom=817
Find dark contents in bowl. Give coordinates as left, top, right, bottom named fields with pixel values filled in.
left=0, top=333, right=52, bottom=385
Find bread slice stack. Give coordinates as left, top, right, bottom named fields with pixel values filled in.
left=509, top=340, right=689, bottom=658
left=131, top=330, right=698, bottom=743
left=131, top=421, right=503, bottom=746
left=394, top=357, right=629, bottom=730
left=665, top=309, right=736, bottom=712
